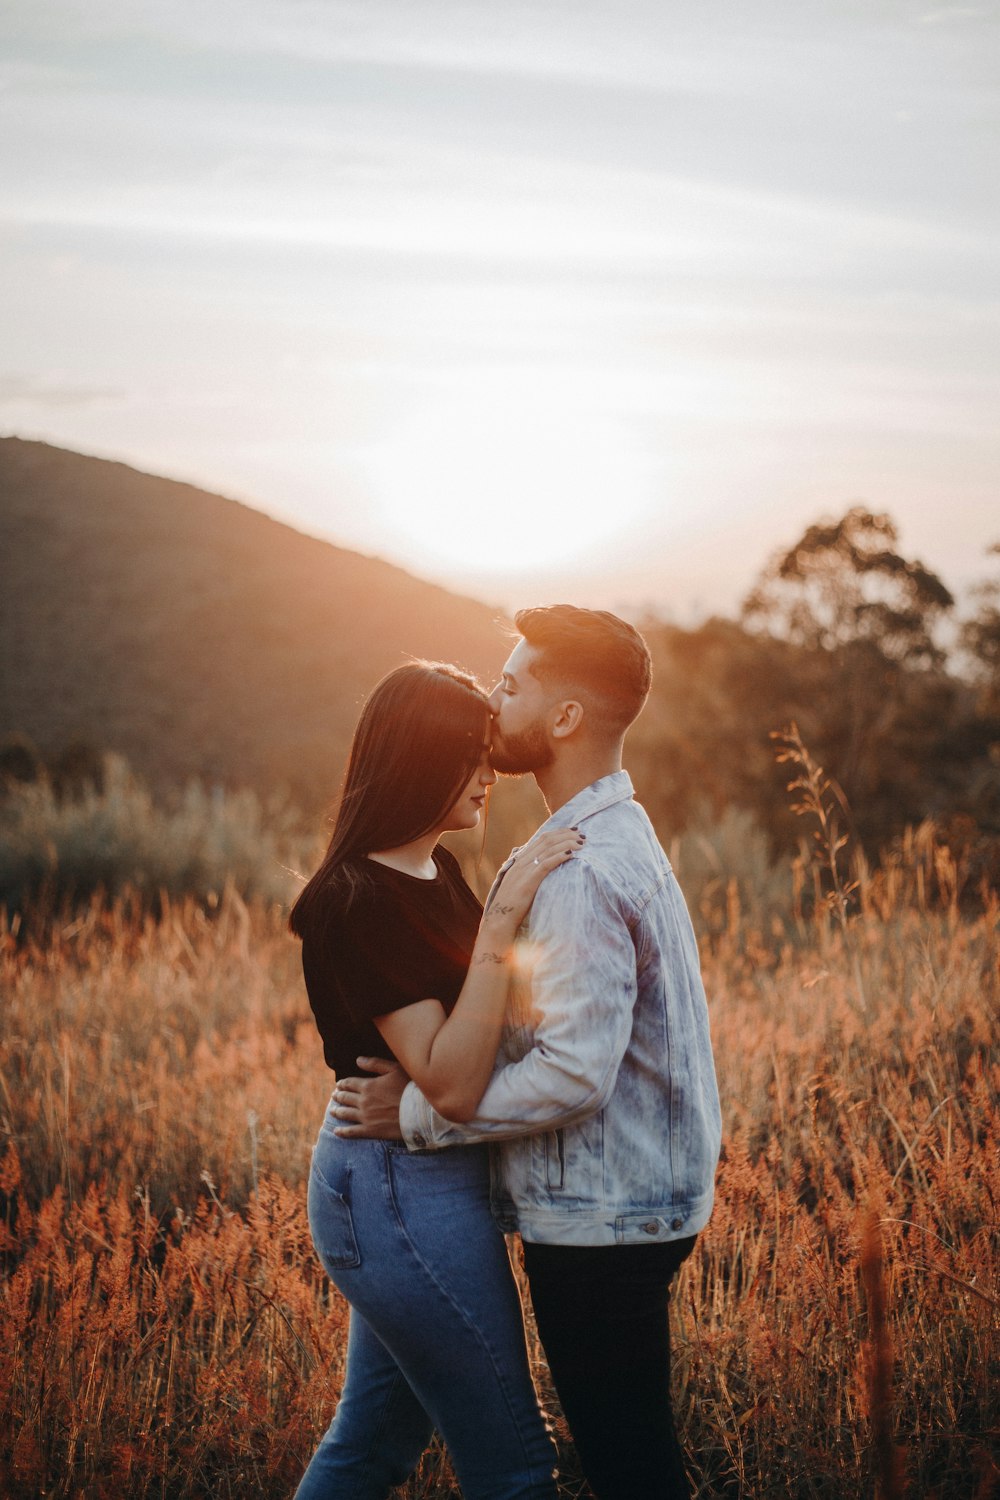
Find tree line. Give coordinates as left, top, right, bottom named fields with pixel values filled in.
left=628, top=507, right=1000, bottom=889
left=4, top=504, right=999, bottom=903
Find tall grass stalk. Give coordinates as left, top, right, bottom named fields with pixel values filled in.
left=862, top=1207, right=905, bottom=1500
left=771, top=722, right=868, bottom=1010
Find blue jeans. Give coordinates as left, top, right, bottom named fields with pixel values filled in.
left=296, top=1109, right=558, bottom=1500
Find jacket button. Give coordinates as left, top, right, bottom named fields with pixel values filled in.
left=671, top=1216, right=684, bottom=1231
left=642, top=1220, right=659, bottom=1235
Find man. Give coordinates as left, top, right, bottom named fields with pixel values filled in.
left=334, top=605, right=722, bottom=1499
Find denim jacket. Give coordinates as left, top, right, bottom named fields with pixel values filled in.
left=399, top=772, right=722, bottom=1246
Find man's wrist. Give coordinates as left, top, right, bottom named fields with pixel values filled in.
left=400, top=1078, right=443, bottom=1150
left=398, top=1079, right=422, bottom=1148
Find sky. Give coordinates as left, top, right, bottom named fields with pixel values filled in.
left=1, top=0, right=998, bottom=620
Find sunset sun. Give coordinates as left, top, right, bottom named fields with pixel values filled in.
left=366, top=389, right=653, bottom=577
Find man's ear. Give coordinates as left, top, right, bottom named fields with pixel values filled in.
left=551, top=700, right=584, bottom=739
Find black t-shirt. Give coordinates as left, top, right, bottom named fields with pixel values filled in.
left=301, top=845, right=483, bottom=1079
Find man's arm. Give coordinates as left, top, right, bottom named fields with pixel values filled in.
left=397, top=860, right=637, bottom=1150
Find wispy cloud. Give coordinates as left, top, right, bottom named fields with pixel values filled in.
left=916, top=6, right=994, bottom=26
left=0, top=0, right=752, bottom=91
left=0, top=374, right=123, bottom=408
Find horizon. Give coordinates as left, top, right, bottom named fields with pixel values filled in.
left=3, top=429, right=994, bottom=636
left=2, top=1, right=998, bottom=617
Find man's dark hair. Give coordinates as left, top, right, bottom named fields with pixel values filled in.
left=514, top=605, right=652, bottom=738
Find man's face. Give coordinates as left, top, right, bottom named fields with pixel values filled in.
left=487, top=639, right=556, bottom=774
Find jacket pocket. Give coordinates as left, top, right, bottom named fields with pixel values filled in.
left=545, top=1129, right=566, bottom=1190
left=308, top=1162, right=361, bottom=1270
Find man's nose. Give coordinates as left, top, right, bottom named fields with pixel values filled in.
left=487, top=683, right=503, bottom=714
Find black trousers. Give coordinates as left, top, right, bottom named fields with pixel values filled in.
left=522, top=1235, right=697, bottom=1500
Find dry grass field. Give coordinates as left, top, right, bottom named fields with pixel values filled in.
left=1, top=843, right=997, bottom=1498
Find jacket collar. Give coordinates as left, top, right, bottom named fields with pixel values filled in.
left=538, top=770, right=634, bottom=831
left=484, top=771, right=635, bottom=911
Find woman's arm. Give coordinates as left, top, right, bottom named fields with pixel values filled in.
left=372, top=827, right=583, bottom=1123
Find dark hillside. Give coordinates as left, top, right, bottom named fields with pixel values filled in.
left=0, top=438, right=507, bottom=810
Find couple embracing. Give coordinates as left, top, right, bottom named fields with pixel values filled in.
left=289, top=605, right=722, bottom=1500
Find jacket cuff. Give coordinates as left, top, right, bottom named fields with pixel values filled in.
left=400, top=1081, right=435, bottom=1150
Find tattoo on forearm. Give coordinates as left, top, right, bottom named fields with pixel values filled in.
left=489, top=903, right=516, bottom=918
left=475, top=951, right=508, bottom=966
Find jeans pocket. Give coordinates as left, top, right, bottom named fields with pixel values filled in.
left=308, top=1161, right=361, bottom=1270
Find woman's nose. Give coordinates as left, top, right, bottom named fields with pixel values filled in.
left=481, top=764, right=498, bottom=786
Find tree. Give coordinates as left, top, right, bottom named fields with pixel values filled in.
left=0, top=732, right=42, bottom=788
left=961, top=543, right=1000, bottom=719
left=741, top=508, right=959, bottom=852
left=956, top=544, right=1000, bottom=848
left=742, top=506, right=953, bottom=667
left=629, top=616, right=813, bottom=848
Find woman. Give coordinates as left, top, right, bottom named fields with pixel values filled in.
left=289, top=661, right=582, bottom=1500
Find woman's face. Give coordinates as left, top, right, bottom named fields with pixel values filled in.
left=438, top=743, right=497, bottom=833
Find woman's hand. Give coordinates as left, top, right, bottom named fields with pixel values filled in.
left=366, top=827, right=585, bottom=1124
left=483, top=827, right=585, bottom=938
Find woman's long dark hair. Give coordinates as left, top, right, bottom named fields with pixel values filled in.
left=289, top=661, right=490, bottom=940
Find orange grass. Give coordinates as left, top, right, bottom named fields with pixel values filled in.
left=1, top=869, right=998, bottom=1498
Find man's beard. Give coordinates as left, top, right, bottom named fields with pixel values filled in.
left=490, top=718, right=554, bottom=775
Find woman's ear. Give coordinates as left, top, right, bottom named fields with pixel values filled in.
left=551, top=699, right=584, bottom=739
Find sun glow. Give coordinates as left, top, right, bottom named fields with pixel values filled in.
left=365, top=389, right=654, bottom=577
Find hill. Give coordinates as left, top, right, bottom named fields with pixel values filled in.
left=0, top=437, right=509, bottom=811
